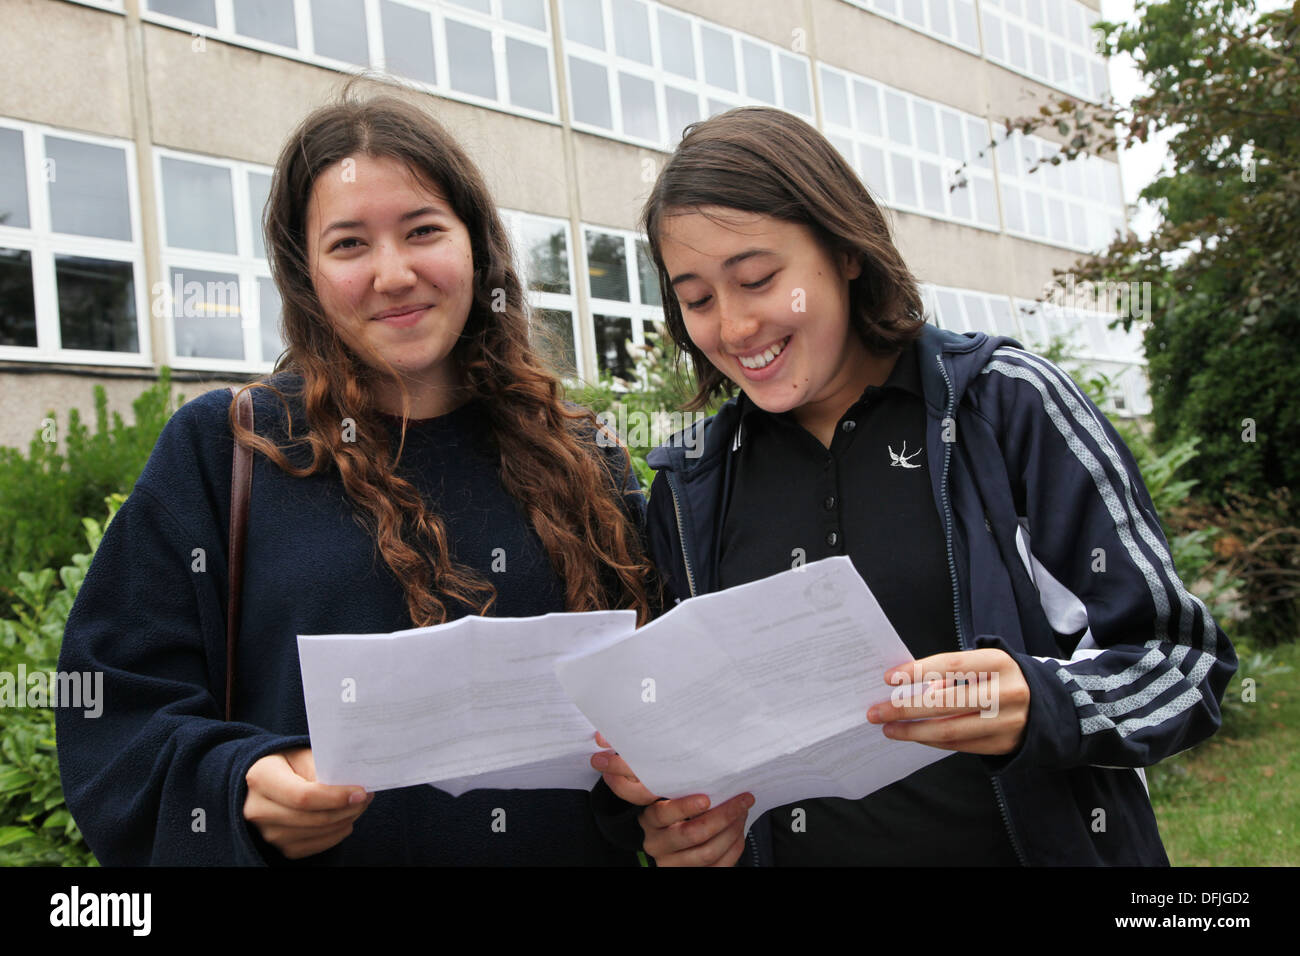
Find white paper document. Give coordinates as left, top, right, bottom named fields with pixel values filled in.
left=298, top=610, right=634, bottom=792
left=298, top=556, right=946, bottom=821
left=554, top=556, right=949, bottom=831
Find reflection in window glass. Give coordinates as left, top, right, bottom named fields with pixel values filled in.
left=233, top=0, right=296, bottom=46
left=170, top=266, right=243, bottom=359
left=503, top=0, right=547, bottom=30
left=311, top=0, right=369, bottom=65
left=858, top=145, right=886, bottom=194
left=0, top=248, right=36, bottom=347
left=701, top=27, right=737, bottom=92
left=913, top=103, right=939, bottom=153
left=516, top=219, right=570, bottom=294
left=46, top=137, right=132, bottom=241
left=919, top=161, right=944, bottom=213
left=258, top=278, right=285, bottom=363
left=507, top=38, right=552, bottom=113
left=658, top=9, right=695, bottom=79
left=665, top=87, right=700, bottom=143
left=161, top=157, right=237, bottom=254
left=891, top=154, right=917, bottom=208
left=594, top=313, right=634, bottom=381
left=0, top=128, right=30, bottom=229
left=612, top=0, right=652, bottom=65
left=248, top=172, right=271, bottom=259
left=821, top=70, right=849, bottom=127
left=779, top=55, right=811, bottom=115
left=148, top=0, right=216, bottom=27
left=636, top=240, right=660, bottom=307
left=448, top=0, right=490, bottom=12
left=853, top=81, right=882, bottom=137
left=619, top=73, right=658, bottom=141
left=587, top=231, right=628, bottom=301
left=742, top=42, right=775, bottom=104
left=533, top=308, right=577, bottom=377
left=569, top=58, right=612, bottom=128
left=936, top=291, right=962, bottom=328
left=447, top=20, right=497, bottom=99
left=381, top=1, right=435, bottom=86
left=885, top=91, right=911, bottom=145
left=564, top=0, right=605, bottom=49
left=57, top=255, right=138, bottom=353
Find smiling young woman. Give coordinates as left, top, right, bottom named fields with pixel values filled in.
left=55, top=85, right=655, bottom=866
left=591, top=107, right=1236, bottom=868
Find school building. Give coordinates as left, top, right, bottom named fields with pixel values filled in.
left=0, top=0, right=1147, bottom=450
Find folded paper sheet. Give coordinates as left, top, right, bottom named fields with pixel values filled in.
left=298, top=610, right=634, bottom=792
left=299, top=557, right=947, bottom=822
left=554, top=556, right=948, bottom=831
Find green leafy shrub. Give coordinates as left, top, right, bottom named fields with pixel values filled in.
left=566, top=326, right=723, bottom=495
left=0, top=495, right=121, bottom=866
left=0, top=371, right=180, bottom=616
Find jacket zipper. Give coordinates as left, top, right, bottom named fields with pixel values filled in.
left=665, top=471, right=698, bottom=599
left=935, top=354, right=1029, bottom=867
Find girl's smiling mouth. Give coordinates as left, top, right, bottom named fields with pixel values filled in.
left=735, top=335, right=791, bottom=371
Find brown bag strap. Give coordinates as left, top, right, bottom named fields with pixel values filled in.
left=226, top=385, right=254, bottom=722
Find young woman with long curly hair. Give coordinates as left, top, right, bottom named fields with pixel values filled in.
left=56, top=84, right=653, bottom=866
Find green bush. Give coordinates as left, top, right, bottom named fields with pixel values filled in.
left=0, top=495, right=121, bottom=866
left=566, top=326, right=723, bottom=494
left=0, top=371, right=180, bottom=616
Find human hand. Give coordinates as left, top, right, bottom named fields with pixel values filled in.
left=243, top=747, right=373, bottom=859
left=591, top=731, right=753, bottom=866
left=866, top=649, right=1031, bottom=756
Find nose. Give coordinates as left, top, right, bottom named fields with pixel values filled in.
left=717, top=293, right=760, bottom=352
left=371, top=241, right=416, bottom=295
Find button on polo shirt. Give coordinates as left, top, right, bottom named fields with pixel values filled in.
left=718, top=342, right=1019, bottom=866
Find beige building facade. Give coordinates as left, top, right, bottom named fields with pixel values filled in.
left=0, top=0, right=1145, bottom=451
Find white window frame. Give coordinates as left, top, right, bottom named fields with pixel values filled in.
left=140, top=0, right=560, bottom=124
left=559, top=0, right=815, bottom=151
left=153, top=146, right=279, bottom=374
left=839, top=0, right=981, bottom=56
left=579, top=223, right=663, bottom=385
left=819, top=64, right=1001, bottom=233
left=0, top=118, right=152, bottom=368
left=980, top=0, right=1108, bottom=103
left=61, top=0, right=126, bottom=12
left=499, top=208, right=584, bottom=379
left=994, top=125, right=1125, bottom=253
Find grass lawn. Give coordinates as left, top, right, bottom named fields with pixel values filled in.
left=1146, top=637, right=1299, bottom=865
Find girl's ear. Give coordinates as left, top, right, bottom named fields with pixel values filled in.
left=841, top=251, right=863, bottom=282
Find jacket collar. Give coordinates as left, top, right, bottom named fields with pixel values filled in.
left=648, top=325, right=1019, bottom=477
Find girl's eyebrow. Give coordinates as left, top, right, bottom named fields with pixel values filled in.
left=321, top=205, right=444, bottom=237
left=670, top=248, right=775, bottom=286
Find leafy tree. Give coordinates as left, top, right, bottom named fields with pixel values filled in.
left=994, top=0, right=1300, bottom=504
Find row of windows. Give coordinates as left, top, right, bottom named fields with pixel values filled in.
left=921, top=283, right=1150, bottom=415
left=0, top=117, right=1137, bottom=398
left=56, top=0, right=1124, bottom=246
left=72, top=0, right=1109, bottom=144
left=147, top=0, right=558, bottom=119
left=562, top=0, right=815, bottom=146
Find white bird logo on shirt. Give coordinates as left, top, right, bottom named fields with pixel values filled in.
left=889, top=441, right=923, bottom=469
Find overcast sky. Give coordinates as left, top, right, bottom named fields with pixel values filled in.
left=1101, top=0, right=1290, bottom=239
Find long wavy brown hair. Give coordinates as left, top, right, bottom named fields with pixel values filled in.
left=642, top=107, right=927, bottom=409
left=231, top=80, right=654, bottom=626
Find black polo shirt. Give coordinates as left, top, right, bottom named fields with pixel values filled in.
left=719, top=342, right=1020, bottom=866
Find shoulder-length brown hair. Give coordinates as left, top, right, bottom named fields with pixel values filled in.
left=642, top=107, right=926, bottom=409
left=233, top=78, right=653, bottom=626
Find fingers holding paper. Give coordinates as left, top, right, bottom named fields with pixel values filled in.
left=591, top=731, right=753, bottom=866
left=641, top=792, right=754, bottom=867
left=866, top=649, right=1031, bottom=756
